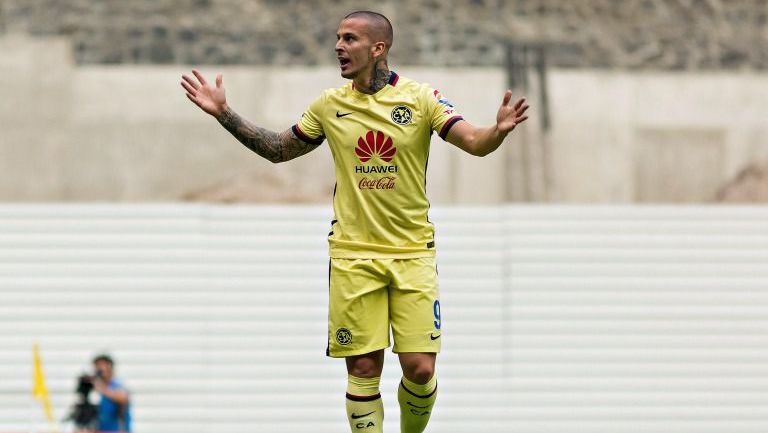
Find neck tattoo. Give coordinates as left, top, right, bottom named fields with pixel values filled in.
left=363, top=61, right=390, bottom=94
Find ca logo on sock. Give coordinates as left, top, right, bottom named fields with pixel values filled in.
left=407, top=401, right=431, bottom=416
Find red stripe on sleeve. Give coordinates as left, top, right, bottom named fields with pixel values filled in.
left=438, top=116, right=464, bottom=140
left=291, top=124, right=325, bottom=145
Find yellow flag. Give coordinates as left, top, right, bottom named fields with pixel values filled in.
left=32, top=343, right=54, bottom=423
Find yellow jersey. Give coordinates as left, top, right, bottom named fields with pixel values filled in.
left=293, top=72, right=463, bottom=258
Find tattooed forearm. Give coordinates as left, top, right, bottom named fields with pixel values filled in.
left=216, top=107, right=317, bottom=163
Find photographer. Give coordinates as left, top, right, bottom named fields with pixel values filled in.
left=91, top=354, right=132, bottom=432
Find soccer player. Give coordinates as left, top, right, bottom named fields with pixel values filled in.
left=181, top=10, right=529, bottom=433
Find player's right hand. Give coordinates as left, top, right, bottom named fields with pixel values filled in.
left=181, top=69, right=227, bottom=118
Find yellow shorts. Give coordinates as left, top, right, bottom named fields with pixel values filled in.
left=327, top=257, right=442, bottom=358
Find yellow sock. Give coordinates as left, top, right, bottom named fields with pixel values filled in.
left=346, top=375, right=384, bottom=433
left=398, top=375, right=437, bottom=433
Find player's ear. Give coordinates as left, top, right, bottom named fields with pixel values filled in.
left=371, top=41, right=386, bottom=59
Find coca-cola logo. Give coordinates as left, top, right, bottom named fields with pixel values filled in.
left=359, top=176, right=396, bottom=190
left=355, top=130, right=396, bottom=163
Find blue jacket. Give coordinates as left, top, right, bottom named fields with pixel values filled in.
left=98, top=379, right=132, bottom=432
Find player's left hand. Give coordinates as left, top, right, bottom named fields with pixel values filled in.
left=496, top=90, right=529, bottom=134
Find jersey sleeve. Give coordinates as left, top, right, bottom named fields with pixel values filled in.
left=423, top=86, right=464, bottom=140
left=291, top=93, right=326, bottom=145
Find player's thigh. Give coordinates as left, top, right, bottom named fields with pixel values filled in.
left=328, top=258, right=390, bottom=357
left=388, top=257, right=441, bottom=353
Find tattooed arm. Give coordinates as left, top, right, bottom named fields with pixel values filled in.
left=216, top=107, right=318, bottom=163
left=180, top=69, right=319, bottom=163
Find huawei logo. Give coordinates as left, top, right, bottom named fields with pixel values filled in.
left=355, top=130, right=396, bottom=163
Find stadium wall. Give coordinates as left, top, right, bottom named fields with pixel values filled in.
left=2, top=35, right=768, bottom=203
left=1, top=204, right=767, bottom=433
left=2, top=0, right=766, bottom=70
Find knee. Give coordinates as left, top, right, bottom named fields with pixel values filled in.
left=347, top=352, right=384, bottom=378
left=404, top=363, right=435, bottom=384
left=349, top=359, right=378, bottom=377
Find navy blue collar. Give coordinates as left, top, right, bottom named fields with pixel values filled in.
left=388, top=71, right=399, bottom=86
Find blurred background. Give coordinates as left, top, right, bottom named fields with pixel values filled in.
left=1, top=1, right=767, bottom=432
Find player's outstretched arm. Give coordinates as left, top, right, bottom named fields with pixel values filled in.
left=446, top=90, right=529, bottom=157
left=215, top=107, right=318, bottom=163
left=180, top=69, right=318, bottom=163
